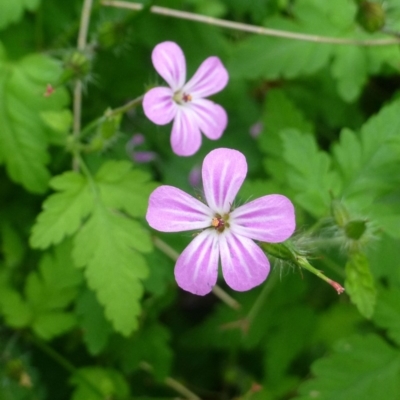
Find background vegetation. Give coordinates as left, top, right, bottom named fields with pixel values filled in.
left=1, top=0, right=400, bottom=399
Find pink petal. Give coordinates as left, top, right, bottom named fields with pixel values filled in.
left=191, top=99, right=227, bottom=140
left=146, top=186, right=212, bottom=232
left=184, top=56, right=229, bottom=98
left=202, top=148, right=247, bottom=214
left=143, top=87, right=176, bottom=125
left=171, top=107, right=202, bottom=156
left=175, top=230, right=219, bottom=295
left=152, top=41, right=186, bottom=91
left=230, top=195, right=296, bottom=243
left=220, top=233, right=270, bottom=291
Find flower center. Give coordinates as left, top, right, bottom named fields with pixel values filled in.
left=173, top=91, right=192, bottom=105
left=211, top=213, right=230, bottom=233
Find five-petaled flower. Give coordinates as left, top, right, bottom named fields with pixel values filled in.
left=143, top=41, right=229, bottom=157
left=146, top=148, right=296, bottom=295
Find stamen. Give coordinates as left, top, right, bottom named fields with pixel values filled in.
left=182, top=93, right=192, bottom=102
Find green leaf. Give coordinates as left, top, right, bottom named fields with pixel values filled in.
left=24, top=241, right=83, bottom=339
left=112, top=323, right=173, bottom=381
left=32, top=312, right=76, bottom=340
left=30, top=171, right=94, bottom=249
left=0, top=53, right=69, bottom=192
left=281, top=129, right=341, bottom=217
left=1, top=221, right=25, bottom=268
left=373, top=285, right=400, bottom=346
left=70, top=368, right=129, bottom=400
left=0, top=287, right=32, bottom=327
left=0, top=0, right=40, bottom=30
left=331, top=46, right=368, bottom=102
left=332, top=99, right=400, bottom=207
left=76, top=289, right=113, bottom=355
left=40, top=109, right=72, bottom=144
left=95, top=160, right=158, bottom=218
left=295, top=334, right=400, bottom=400
left=345, top=252, right=376, bottom=319
left=73, top=204, right=151, bottom=336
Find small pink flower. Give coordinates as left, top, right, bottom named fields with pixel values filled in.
left=146, top=148, right=296, bottom=295
left=143, top=41, right=229, bottom=157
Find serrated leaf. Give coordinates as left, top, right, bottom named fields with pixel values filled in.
left=70, top=367, right=129, bottom=400
left=30, top=172, right=94, bottom=249
left=345, top=252, right=376, bottom=318
left=40, top=109, right=72, bottom=144
left=373, top=285, right=400, bottom=346
left=95, top=160, right=158, bottom=218
left=0, top=53, right=69, bottom=192
left=333, top=99, right=400, bottom=208
left=73, top=204, right=151, bottom=336
left=22, top=241, right=83, bottom=339
left=281, top=129, right=341, bottom=217
left=76, top=289, right=113, bottom=355
left=295, top=334, right=400, bottom=400
left=0, top=0, right=40, bottom=29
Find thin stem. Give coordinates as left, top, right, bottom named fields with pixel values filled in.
left=73, top=0, right=94, bottom=170
left=152, top=236, right=241, bottom=311
left=246, top=271, right=278, bottom=327
left=27, top=334, right=104, bottom=399
left=140, top=362, right=201, bottom=400
left=101, top=0, right=400, bottom=46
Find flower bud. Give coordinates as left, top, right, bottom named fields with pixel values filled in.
left=356, top=1, right=385, bottom=33
left=344, top=220, right=367, bottom=240
left=331, top=199, right=349, bottom=228
left=261, top=242, right=297, bottom=263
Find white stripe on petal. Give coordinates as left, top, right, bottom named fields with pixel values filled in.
left=171, top=108, right=202, bottom=156
left=184, top=56, right=228, bottom=98
left=230, top=195, right=296, bottom=242
left=143, top=87, right=176, bottom=125
left=146, top=186, right=212, bottom=232
left=152, top=41, right=186, bottom=90
left=191, top=99, right=227, bottom=140
left=202, top=148, right=247, bottom=213
left=220, top=232, right=270, bottom=291
left=175, top=230, right=219, bottom=295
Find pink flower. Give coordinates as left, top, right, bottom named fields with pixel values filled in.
left=143, top=41, right=229, bottom=157
left=126, top=133, right=157, bottom=163
left=146, top=148, right=296, bottom=295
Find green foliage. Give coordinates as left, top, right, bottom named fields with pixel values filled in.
left=0, top=0, right=40, bottom=29
left=345, top=252, right=376, bottom=319
left=281, top=129, right=341, bottom=217
left=1, top=0, right=400, bottom=399
left=295, top=334, right=400, bottom=400
left=373, top=284, right=400, bottom=346
left=70, top=367, right=129, bottom=400
left=0, top=241, right=82, bottom=339
left=30, top=172, right=94, bottom=249
left=0, top=52, right=69, bottom=193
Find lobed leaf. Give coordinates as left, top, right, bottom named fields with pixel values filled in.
left=281, top=129, right=341, bottom=217
left=30, top=172, right=94, bottom=249
left=0, top=53, right=69, bottom=192
left=295, top=334, right=400, bottom=400
left=73, top=204, right=151, bottom=336
left=70, top=367, right=129, bottom=400
left=345, top=252, right=376, bottom=319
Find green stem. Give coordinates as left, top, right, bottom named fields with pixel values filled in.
left=79, top=94, right=145, bottom=140
left=297, top=256, right=345, bottom=294
left=246, top=271, right=278, bottom=327
left=27, top=334, right=103, bottom=399
left=140, top=362, right=201, bottom=400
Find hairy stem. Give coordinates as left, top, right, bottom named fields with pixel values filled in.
left=101, top=0, right=400, bottom=46
left=73, top=0, right=94, bottom=170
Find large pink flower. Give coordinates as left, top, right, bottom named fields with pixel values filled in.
left=143, top=41, right=229, bottom=157
left=146, top=148, right=296, bottom=295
